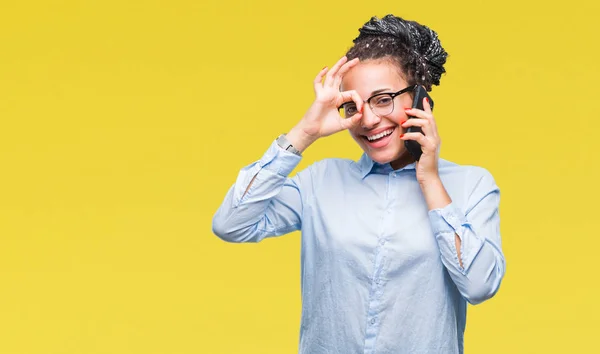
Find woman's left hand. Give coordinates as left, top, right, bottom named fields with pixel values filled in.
left=400, top=97, right=441, bottom=185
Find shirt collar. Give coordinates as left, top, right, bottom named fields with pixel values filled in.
left=356, top=153, right=417, bottom=179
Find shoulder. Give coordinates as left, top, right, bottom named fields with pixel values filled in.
left=439, top=158, right=495, bottom=179
left=303, top=157, right=356, bottom=177
left=294, top=157, right=358, bottom=187
left=290, top=157, right=356, bottom=197
left=438, top=158, right=498, bottom=191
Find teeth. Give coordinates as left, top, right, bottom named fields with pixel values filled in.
left=367, top=128, right=394, bottom=141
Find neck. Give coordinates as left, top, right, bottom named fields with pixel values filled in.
left=390, top=151, right=416, bottom=170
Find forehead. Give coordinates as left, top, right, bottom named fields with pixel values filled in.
left=340, top=60, right=407, bottom=95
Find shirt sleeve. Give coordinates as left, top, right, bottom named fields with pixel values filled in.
left=428, top=168, right=506, bottom=305
left=211, top=139, right=310, bottom=243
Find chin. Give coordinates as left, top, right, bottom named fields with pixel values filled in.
left=365, top=145, right=405, bottom=164
left=351, top=131, right=406, bottom=165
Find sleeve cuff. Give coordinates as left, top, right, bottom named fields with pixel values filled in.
left=428, top=202, right=470, bottom=235
left=258, top=139, right=302, bottom=177
left=429, top=202, right=485, bottom=272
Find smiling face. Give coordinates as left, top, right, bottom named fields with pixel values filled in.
left=340, top=59, right=415, bottom=169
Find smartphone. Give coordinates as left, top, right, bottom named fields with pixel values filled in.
left=404, top=85, right=434, bottom=161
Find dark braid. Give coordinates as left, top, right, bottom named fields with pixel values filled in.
left=345, top=15, right=448, bottom=91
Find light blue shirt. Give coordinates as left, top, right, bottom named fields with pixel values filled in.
left=212, top=140, right=505, bottom=354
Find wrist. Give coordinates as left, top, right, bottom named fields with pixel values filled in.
left=419, top=177, right=452, bottom=210
left=286, top=124, right=319, bottom=153
left=418, top=174, right=442, bottom=188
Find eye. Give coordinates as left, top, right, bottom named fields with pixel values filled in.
left=373, top=96, right=393, bottom=107
left=345, top=104, right=358, bottom=115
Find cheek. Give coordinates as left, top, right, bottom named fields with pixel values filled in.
left=388, top=110, right=409, bottom=125
left=348, top=129, right=363, bottom=142
left=397, top=98, right=414, bottom=120
left=399, top=97, right=413, bottom=111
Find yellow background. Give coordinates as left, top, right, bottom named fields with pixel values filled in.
left=1, top=0, right=598, bottom=353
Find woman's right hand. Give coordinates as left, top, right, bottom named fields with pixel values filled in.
left=286, top=56, right=364, bottom=152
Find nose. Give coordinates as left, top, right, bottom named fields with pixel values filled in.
left=361, top=104, right=382, bottom=129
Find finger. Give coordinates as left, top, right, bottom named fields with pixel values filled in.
left=324, top=56, right=348, bottom=87
left=313, top=66, right=329, bottom=91
left=423, top=96, right=432, bottom=114
left=333, top=58, right=360, bottom=88
left=338, top=90, right=364, bottom=113
left=404, top=107, right=438, bottom=137
left=404, top=107, right=432, bottom=120
left=340, top=112, right=363, bottom=130
left=399, top=132, right=437, bottom=152
left=421, top=97, right=438, bottom=135
left=400, top=117, right=434, bottom=137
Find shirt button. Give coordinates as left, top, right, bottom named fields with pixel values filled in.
left=379, top=239, right=385, bottom=245
left=371, top=318, right=377, bottom=325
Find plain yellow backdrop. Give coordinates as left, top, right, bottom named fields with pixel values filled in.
left=1, top=0, right=598, bottom=353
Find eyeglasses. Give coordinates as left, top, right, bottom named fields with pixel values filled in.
left=338, top=85, right=416, bottom=118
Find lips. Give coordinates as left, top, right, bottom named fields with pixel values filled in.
left=362, top=127, right=397, bottom=149
left=365, top=128, right=395, bottom=141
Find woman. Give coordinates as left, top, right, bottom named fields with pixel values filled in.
left=212, top=14, right=505, bottom=354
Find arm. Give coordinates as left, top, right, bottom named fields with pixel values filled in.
left=213, top=56, right=366, bottom=242
left=401, top=98, right=505, bottom=305
left=422, top=169, right=505, bottom=305
left=212, top=140, right=307, bottom=243
left=419, top=178, right=460, bottom=266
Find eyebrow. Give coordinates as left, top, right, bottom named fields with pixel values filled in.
left=370, top=88, right=391, bottom=95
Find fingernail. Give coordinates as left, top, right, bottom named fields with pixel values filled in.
left=323, top=66, right=327, bottom=70
left=400, top=134, right=405, bottom=138
left=400, top=119, right=406, bottom=124
left=404, top=107, right=411, bottom=111
left=425, top=97, right=429, bottom=103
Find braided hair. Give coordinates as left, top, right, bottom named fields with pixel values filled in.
left=345, top=15, right=448, bottom=91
